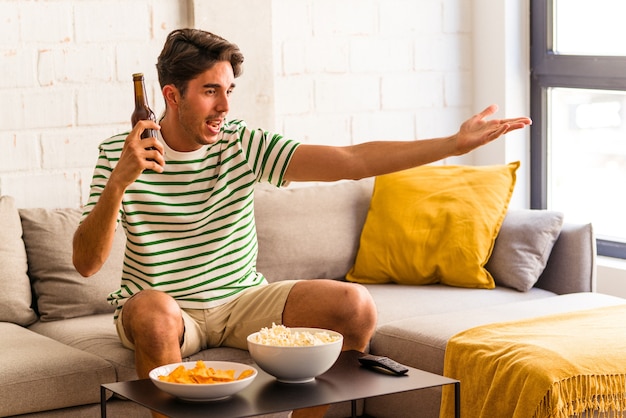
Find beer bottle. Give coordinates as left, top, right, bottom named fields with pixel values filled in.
left=131, top=73, right=157, bottom=139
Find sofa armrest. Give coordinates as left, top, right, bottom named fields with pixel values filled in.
left=534, top=222, right=597, bottom=294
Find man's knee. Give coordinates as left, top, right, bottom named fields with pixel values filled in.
left=122, top=290, right=183, bottom=344
left=125, top=290, right=179, bottom=316
left=344, top=284, right=376, bottom=318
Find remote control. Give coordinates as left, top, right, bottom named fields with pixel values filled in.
left=358, top=354, right=409, bottom=376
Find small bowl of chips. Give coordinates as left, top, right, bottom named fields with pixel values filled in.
left=149, top=360, right=257, bottom=401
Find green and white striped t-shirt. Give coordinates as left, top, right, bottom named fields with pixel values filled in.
left=81, top=120, right=300, bottom=317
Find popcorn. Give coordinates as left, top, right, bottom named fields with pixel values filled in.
left=251, top=323, right=341, bottom=347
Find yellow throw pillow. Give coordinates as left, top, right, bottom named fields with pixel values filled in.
left=346, top=162, right=519, bottom=289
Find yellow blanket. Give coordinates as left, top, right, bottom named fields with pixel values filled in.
left=441, top=304, right=626, bottom=418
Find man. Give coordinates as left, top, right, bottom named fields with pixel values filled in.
left=73, top=28, right=531, bottom=418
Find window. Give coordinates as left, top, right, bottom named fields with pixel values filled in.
left=531, top=0, right=626, bottom=259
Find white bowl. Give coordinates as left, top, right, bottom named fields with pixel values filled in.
left=247, top=327, right=343, bottom=384
left=149, top=361, right=257, bottom=401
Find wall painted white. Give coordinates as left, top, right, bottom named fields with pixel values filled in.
left=0, top=0, right=497, bottom=208
left=194, top=0, right=475, bottom=152
left=472, top=0, right=531, bottom=210
left=192, top=0, right=276, bottom=131
left=0, top=0, right=190, bottom=208
left=597, top=257, right=626, bottom=298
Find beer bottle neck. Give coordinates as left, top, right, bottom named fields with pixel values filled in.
left=134, top=79, right=149, bottom=108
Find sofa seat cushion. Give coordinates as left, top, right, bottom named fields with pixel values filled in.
left=369, top=292, right=626, bottom=375
left=365, top=293, right=626, bottom=418
left=364, top=283, right=556, bottom=327
left=0, top=322, right=116, bottom=416
left=29, top=314, right=254, bottom=383
left=29, top=314, right=138, bottom=382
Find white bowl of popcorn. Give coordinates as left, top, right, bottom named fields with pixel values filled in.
left=247, top=324, right=343, bottom=383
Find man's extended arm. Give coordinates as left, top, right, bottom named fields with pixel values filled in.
left=284, top=105, right=531, bottom=182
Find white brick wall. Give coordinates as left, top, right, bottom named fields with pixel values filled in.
left=2, top=0, right=473, bottom=208
left=0, top=0, right=189, bottom=208
left=271, top=0, right=474, bottom=145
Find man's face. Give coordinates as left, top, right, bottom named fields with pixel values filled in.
left=174, top=61, right=236, bottom=150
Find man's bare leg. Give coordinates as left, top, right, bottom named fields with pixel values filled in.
left=121, top=289, right=185, bottom=418
left=283, top=280, right=378, bottom=418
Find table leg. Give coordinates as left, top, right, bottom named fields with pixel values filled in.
left=351, top=399, right=357, bottom=418
left=454, top=381, right=461, bottom=418
left=100, top=386, right=108, bottom=418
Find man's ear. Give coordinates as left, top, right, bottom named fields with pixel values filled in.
left=162, top=84, right=180, bottom=108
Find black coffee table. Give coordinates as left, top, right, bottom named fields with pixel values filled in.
left=101, top=350, right=459, bottom=418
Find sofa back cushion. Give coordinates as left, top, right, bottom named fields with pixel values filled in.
left=254, top=179, right=373, bottom=282
left=19, top=208, right=126, bottom=321
left=535, top=222, right=597, bottom=294
left=0, top=196, right=38, bottom=326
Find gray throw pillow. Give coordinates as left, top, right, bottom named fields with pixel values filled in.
left=486, top=209, right=564, bottom=292
left=0, top=196, right=38, bottom=326
left=19, top=208, right=126, bottom=321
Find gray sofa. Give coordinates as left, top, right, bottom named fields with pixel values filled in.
left=1, top=178, right=623, bottom=418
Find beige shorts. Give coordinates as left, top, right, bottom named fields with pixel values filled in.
left=115, top=280, right=298, bottom=358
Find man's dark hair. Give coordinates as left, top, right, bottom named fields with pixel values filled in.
left=156, top=28, right=244, bottom=97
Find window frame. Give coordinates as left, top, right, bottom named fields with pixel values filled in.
left=530, top=0, right=626, bottom=259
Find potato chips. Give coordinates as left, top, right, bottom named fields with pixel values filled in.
left=158, top=360, right=254, bottom=384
